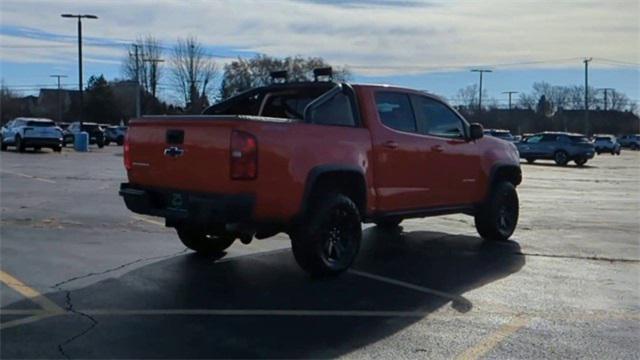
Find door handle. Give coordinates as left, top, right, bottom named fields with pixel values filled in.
left=431, top=145, right=444, bottom=153
left=383, top=141, right=399, bottom=149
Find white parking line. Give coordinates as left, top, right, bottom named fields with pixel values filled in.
left=132, top=215, right=165, bottom=227
left=348, top=269, right=471, bottom=308
left=0, top=170, right=56, bottom=184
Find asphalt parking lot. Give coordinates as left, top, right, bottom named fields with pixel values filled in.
left=1, top=146, right=639, bottom=359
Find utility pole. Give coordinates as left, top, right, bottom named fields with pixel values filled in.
left=132, top=44, right=141, bottom=118
left=471, top=69, right=492, bottom=113
left=61, top=14, right=98, bottom=127
left=583, top=57, right=592, bottom=135
left=142, top=57, right=164, bottom=99
left=598, top=88, right=615, bottom=111
left=50, top=74, right=67, bottom=122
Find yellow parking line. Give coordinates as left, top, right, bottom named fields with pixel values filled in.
left=455, top=314, right=529, bottom=360
left=0, top=270, right=64, bottom=314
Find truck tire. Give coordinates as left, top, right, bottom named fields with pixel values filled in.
left=553, top=150, right=569, bottom=166
left=176, top=226, right=235, bottom=254
left=290, top=193, right=362, bottom=277
left=15, top=136, right=25, bottom=153
left=475, top=181, right=519, bottom=242
left=374, top=219, right=402, bottom=229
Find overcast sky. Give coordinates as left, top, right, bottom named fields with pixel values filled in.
left=1, top=0, right=638, bottom=105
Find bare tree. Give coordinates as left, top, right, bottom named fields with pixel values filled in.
left=170, top=36, right=218, bottom=113
left=456, top=84, right=480, bottom=111
left=219, top=54, right=351, bottom=99
left=122, top=35, right=164, bottom=97
left=608, top=90, right=630, bottom=111
left=517, top=93, right=537, bottom=109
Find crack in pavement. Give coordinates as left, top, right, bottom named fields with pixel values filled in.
left=50, top=248, right=189, bottom=359
left=57, top=291, right=98, bottom=360
left=52, top=248, right=189, bottom=289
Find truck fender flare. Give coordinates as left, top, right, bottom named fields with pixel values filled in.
left=484, top=163, right=522, bottom=202
left=298, top=164, right=367, bottom=219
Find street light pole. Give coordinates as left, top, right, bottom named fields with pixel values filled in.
left=132, top=44, right=141, bottom=118
left=502, top=91, right=519, bottom=134
left=61, top=14, right=98, bottom=127
left=502, top=91, right=519, bottom=110
left=471, top=69, right=492, bottom=113
left=583, top=57, right=592, bottom=135
left=50, top=74, right=67, bottom=122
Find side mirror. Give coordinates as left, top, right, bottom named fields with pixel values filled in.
left=469, top=123, right=484, bottom=141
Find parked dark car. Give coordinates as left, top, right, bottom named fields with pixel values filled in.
left=104, top=126, right=127, bottom=146
left=517, top=132, right=595, bottom=166
left=62, top=122, right=105, bottom=148
left=618, top=134, right=640, bottom=150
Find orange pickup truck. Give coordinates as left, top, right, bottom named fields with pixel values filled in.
left=120, top=77, right=521, bottom=276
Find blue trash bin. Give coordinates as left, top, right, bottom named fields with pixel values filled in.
left=74, top=131, right=89, bottom=152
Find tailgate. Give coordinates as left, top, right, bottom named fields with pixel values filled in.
left=126, top=118, right=236, bottom=193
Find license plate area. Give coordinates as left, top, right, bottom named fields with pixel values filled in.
left=167, top=192, right=188, bottom=211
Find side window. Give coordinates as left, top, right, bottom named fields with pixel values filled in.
left=375, top=92, right=416, bottom=133
left=413, top=96, right=465, bottom=138
left=541, top=135, right=557, bottom=142
left=526, top=135, right=543, bottom=144
left=308, top=92, right=355, bottom=127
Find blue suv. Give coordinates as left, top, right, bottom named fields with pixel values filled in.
left=517, top=132, right=595, bottom=166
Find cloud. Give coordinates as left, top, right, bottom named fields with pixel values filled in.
left=0, top=0, right=638, bottom=77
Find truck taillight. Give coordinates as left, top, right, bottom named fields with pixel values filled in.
left=123, top=133, right=132, bottom=171
left=230, top=130, right=257, bottom=180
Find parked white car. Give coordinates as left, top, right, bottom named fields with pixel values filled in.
left=1, top=117, right=63, bottom=152
left=592, top=134, right=621, bottom=155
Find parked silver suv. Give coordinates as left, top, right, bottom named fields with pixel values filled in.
left=593, top=134, right=621, bottom=155
left=516, top=132, right=595, bottom=166
left=1, top=117, right=63, bottom=153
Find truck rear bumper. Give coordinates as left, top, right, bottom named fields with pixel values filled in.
left=119, top=183, right=254, bottom=226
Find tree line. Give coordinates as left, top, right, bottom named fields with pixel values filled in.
left=455, top=82, right=637, bottom=114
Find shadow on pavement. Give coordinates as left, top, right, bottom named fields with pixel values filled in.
left=1, top=227, right=525, bottom=359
